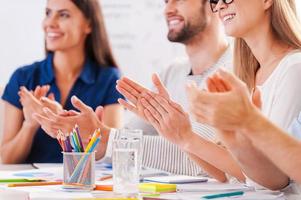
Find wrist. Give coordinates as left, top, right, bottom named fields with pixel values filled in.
left=180, top=130, right=196, bottom=152
left=239, top=106, right=266, bottom=136
left=22, top=121, right=39, bottom=130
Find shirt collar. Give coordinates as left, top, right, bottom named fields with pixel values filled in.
left=40, top=53, right=97, bottom=85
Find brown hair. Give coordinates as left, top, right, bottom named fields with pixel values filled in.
left=234, top=0, right=301, bottom=90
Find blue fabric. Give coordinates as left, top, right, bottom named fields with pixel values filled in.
left=288, top=112, right=301, bottom=140
left=2, top=53, right=124, bottom=163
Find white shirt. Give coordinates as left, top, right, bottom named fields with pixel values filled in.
left=102, top=47, right=233, bottom=176
left=260, top=50, right=301, bottom=131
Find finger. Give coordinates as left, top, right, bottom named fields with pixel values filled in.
left=34, top=85, right=41, bottom=97
left=207, top=77, right=219, bottom=93
left=95, top=106, right=104, bottom=121
left=152, top=73, right=169, bottom=98
left=33, top=113, right=58, bottom=129
left=40, top=97, right=61, bottom=111
left=120, top=77, right=146, bottom=93
left=143, top=109, right=161, bottom=130
left=48, top=93, right=55, bottom=100
left=39, top=85, right=50, bottom=98
left=212, top=73, right=231, bottom=92
left=140, top=97, right=163, bottom=122
left=71, top=96, right=93, bottom=113
left=116, top=85, right=139, bottom=105
left=118, top=98, right=139, bottom=115
left=186, top=83, right=215, bottom=105
left=43, top=107, right=63, bottom=122
left=217, top=69, right=243, bottom=90
left=117, top=78, right=143, bottom=99
left=142, top=92, right=168, bottom=117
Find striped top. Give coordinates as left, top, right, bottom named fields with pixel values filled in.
left=103, top=47, right=233, bottom=176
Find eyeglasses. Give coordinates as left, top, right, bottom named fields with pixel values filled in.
left=209, top=0, right=234, bottom=13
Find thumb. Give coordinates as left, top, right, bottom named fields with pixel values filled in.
left=252, top=87, right=262, bottom=109
left=71, top=96, right=92, bottom=113
left=152, top=73, right=169, bottom=98
left=95, top=106, right=104, bottom=121
left=218, top=69, right=244, bottom=90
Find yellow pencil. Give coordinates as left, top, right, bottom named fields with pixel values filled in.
left=8, top=181, right=62, bottom=187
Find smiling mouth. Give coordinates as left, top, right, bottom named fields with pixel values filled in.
left=46, top=32, right=63, bottom=39
left=222, top=14, right=236, bottom=22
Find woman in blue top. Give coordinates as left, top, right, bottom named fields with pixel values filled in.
left=1, top=0, right=124, bottom=163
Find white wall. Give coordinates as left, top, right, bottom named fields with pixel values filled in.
left=0, top=1, right=301, bottom=87
left=0, top=0, right=185, bottom=88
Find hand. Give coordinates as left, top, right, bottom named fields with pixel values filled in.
left=186, top=69, right=258, bottom=132
left=140, top=91, right=193, bottom=148
left=18, top=85, right=50, bottom=129
left=116, top=74, right=169, bottom=122
left=33, top=96, right=109, bottom=144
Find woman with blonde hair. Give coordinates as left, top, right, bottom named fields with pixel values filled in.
left=185, top=0, right=301, bottom=190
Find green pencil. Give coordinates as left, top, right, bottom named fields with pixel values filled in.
left=201, top=191, right=244, bottom=199
left=0, top=178, right=45, bottom=183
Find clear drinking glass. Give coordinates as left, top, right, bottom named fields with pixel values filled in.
left=62, top=151, right=95, bottom=191
left=112, top=129, right=143, bottom=195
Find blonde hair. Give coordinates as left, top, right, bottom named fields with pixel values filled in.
left=234, top=0, right=301, bottom=90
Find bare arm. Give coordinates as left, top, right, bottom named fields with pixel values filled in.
left=187, top=152, right=227, bottom=182
left=0, top=103, right=37, bottom=163
left=186, top=69, right=290, bottom=189
left=242, top=110, right=301, bottom=184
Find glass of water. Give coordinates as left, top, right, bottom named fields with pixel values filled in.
left=112, top=129, right=143, bottom=196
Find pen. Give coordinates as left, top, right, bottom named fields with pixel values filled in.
left=8, top=181, right=62, bottom=187
left=201, top=191, right=244, bottom=199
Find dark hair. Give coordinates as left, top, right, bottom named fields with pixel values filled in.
left=46, top=0, right=118, bottom=68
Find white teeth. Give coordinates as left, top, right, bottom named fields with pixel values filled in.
left=223, top=14, right=235, bottom=22
left=47, top=32, right=61, bottom=37
left=169, top=20, right=181, bottom=26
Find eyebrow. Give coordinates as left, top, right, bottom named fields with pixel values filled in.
left=46, top=8, right=70, bottom=13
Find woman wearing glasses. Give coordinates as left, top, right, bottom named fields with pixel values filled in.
left=186, top=0, right=301, bottom=190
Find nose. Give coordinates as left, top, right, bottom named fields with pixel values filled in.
left=214, top=0, right=227, bottom=12
left=164, top=0, right=177, bottom=17
left=43, top=13, right=58, bottom=28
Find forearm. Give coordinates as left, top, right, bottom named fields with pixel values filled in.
left=187, top=152, right=227, bottom=182
left=182, top=133, right=245, bottom=181
left=222, top=130, right=289, bottom=190
left=243, top=111, right=301, bottom=183
left=0, top=123, right=37, bottom=163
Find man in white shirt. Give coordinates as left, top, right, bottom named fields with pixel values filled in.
left=34, top=0, right=230, bottom=178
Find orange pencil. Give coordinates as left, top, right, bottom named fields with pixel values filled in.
left=8, top=181, right=62, bottom=187
left=94, top=184, right=113, bottom=191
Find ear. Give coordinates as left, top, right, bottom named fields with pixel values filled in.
left=263, top=0, right=273, bottom=10
left=84, top=20, right=92, bottom=34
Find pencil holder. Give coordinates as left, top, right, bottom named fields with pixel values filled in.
left=62, top=151, right=95, bottom=191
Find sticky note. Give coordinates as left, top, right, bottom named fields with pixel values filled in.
left=139, top=183, right=177, bottom=193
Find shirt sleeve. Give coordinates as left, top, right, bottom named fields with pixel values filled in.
left=268, top=63, right=301, bottom=131
left=100, top=129, right=205, bottom=176
left=102, top=68, right=125, bottom=106
left=1, top=68, right=23, bottom=109
left=288, top=112, right=301, bottom=140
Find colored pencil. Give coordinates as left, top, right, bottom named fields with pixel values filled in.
left=8, top=181, right=62, bottom=187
